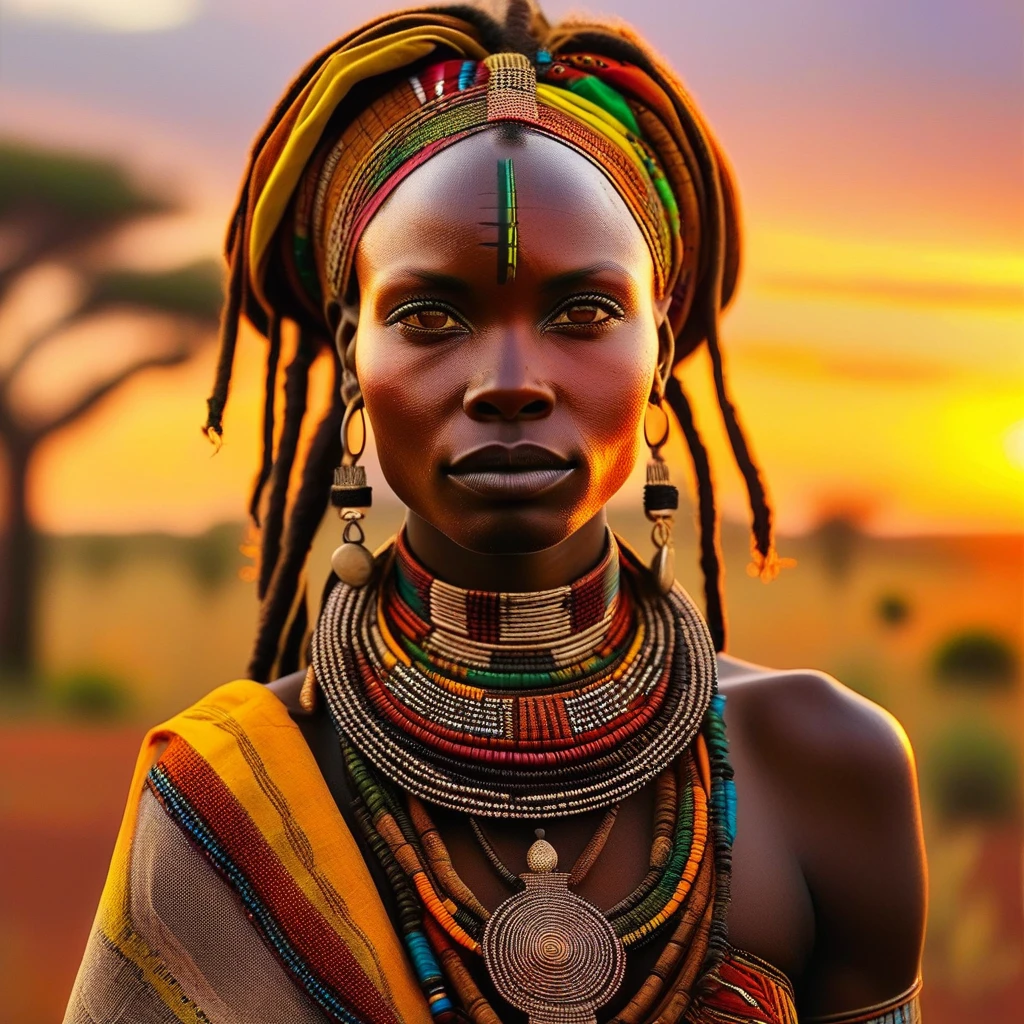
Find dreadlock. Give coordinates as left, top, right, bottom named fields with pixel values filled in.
left=204, top=0, right=775, bottom=681
left=255, top=329, right=316, bottom=601
left=249, top=350, right=343, bottom=682
left=248, top=312, right=283, bottom=525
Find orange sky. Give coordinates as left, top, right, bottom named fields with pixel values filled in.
left=1, top=0, right=1021, bottom=536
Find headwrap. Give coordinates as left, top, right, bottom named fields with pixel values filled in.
left=280, top=51, right=694, bottom=319
left=212, top=8, right=740, bottom=373
left=208, top=5, right=774, bottom=679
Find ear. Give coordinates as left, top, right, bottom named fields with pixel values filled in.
left=332, top=299, right=361, bottom=405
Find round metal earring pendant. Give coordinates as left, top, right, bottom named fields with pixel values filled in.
left=331, top=513, right=374, bottom=587
left=650, top=518, right=676, bottom=595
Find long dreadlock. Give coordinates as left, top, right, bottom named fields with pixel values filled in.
left=204, top=0, right=775, bottom=682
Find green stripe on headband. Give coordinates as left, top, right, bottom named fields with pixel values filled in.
left=565, top=75, right=641, bottom=136
left=561, top=74, right=679, bottom=236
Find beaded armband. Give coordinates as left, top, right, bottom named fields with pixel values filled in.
left=805, top=980, right=922, bottom=1024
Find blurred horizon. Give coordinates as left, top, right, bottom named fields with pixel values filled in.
left=0, top=0, right=1021, bottom=538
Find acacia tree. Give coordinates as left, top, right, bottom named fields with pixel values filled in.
left=0, top=142, right=222, bottom=685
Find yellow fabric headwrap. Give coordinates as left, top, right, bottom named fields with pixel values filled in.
left=250, top=26, right=487, bottom=282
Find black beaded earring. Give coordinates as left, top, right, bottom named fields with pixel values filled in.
left=644, top=390, right=679, bottom=594
left=330, top=396, right=374, bottom=587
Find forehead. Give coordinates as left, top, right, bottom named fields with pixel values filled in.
left=355, top=128, right=653, bottom=287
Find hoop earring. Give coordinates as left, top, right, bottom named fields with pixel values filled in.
left=643, top=395, right=679, bottom=594
left=330, top=396, right=374, bottom=588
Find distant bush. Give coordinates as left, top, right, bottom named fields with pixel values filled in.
left=74, top=535, right=123, bottom=577
left=813, top=515, right=862, bottom=582
left=933, top=631, right=1018, bottom=690
left=876, top=592, right=911, bottom=627
left=52, top=670, right=132, bottom=720
left=926, top=721, right=1020, bottom=823
left=186, top=523, right=243, bottom=591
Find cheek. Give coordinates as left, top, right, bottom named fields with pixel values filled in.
left=565, top=327, right=657, bottom=479
left=354, top=327, right=457, bottom=499
left=354, top=330, right=416, bottom=479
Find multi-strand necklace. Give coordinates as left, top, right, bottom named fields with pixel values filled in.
left=311, top=531, right=735, bottom=1023
left=313, top=532, right=717, bottom=818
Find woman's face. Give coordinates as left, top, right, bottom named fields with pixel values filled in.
left=354, top=128, right=665, bottom=555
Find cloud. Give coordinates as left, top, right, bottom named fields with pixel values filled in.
left=3, top=0, right=201, bottom=33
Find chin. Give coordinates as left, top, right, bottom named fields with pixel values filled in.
left=435, top=503, right=579, bottom=556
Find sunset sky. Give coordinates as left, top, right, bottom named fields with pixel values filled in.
left=0, top=0, right=1021, bottom=536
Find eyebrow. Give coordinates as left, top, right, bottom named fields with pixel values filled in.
left=540, top=262, right=638, bottom=292
left=390, top=270, right=474, bottom=293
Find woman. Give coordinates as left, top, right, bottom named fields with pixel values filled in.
left=65, top=3, right=926, bottom=1022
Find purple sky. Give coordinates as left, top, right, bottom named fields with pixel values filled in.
left=1, top=0, right=1021, bottom=248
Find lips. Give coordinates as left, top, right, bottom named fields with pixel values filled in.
left=446, top=443, right=577, bottom=500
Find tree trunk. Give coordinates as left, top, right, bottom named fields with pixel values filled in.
left=0, top=433, right=37, bottom=685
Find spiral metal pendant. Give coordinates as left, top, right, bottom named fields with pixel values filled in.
left=482, top=838, right=625, bottom=1024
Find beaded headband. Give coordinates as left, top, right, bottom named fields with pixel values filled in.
left=284, top=50, right=695, bottom=316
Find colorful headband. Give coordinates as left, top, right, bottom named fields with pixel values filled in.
left=253, top=49, right=701, bottom=329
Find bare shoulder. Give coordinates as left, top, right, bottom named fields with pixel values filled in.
left=717, top=654, right=926, bottom=1010
left=716, top=652, right=923, bottom=862
left=717, top=654, right=917, bottom=787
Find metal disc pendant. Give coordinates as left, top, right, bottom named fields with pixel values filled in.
left=482, top=871, right=625, bottom=1024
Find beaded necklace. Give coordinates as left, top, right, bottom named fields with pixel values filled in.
left=312, top=532, right=718, bottom=818
left=342, top=702, right=734, bottom=1024
left=311, top=531, right=736, bottom=1022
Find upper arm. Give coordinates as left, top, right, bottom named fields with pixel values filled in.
left=755, top=672, right=927, bottom=1015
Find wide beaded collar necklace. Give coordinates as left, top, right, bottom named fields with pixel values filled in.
left=312, top=531, right=718, bottom=818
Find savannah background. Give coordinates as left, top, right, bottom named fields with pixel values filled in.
left=0, top=1, right=1020, bottom=1021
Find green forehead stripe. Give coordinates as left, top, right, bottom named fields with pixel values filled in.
left=496, top=157, right=518, bottom=285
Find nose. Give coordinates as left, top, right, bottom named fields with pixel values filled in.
left=463, top=334, right=555, bottom=422
left=466, top=386, right=553, bottom=421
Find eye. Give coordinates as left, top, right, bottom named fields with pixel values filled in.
left=549, top=305, right=611, bottom=326
left=546, top=294, right=625, bottom=330
left=401, top=309, right=462, bottom=331
left=385, top=301, right=467, bottom=335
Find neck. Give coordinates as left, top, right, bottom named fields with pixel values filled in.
left=403, top=509, right=610, bottom=592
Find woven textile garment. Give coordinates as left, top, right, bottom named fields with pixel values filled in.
left=64, top=681, right=921, bottom=1024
